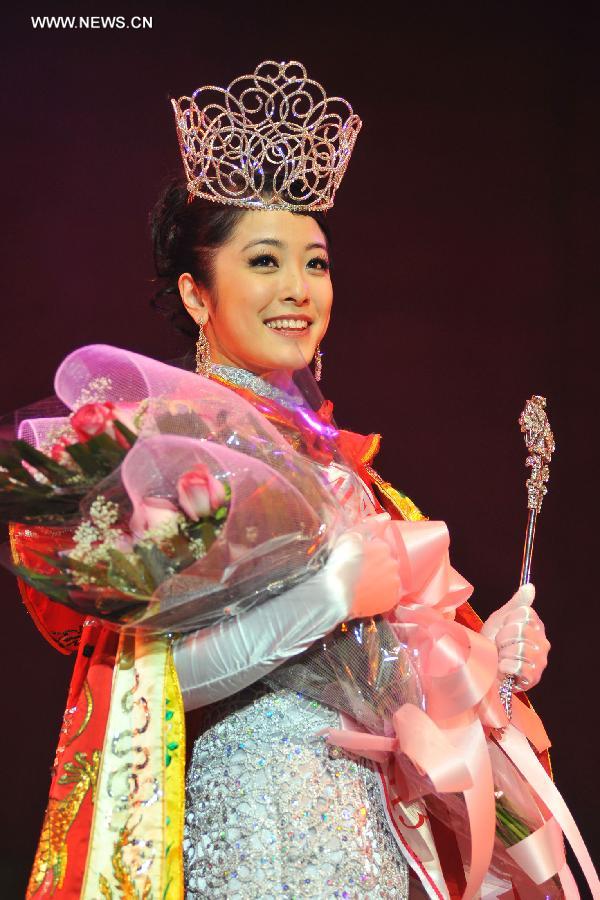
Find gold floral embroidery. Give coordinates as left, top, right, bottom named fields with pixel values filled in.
left=27, top=750, right=101, bottom=897
left=98, top=825, right=153, bottom=900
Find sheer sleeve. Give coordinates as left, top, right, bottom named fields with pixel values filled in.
left=173, top=531, right=364, bottom=710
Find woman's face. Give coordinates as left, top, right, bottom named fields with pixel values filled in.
left=180, top=209, right=332, bottom=375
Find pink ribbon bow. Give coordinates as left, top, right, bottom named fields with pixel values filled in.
left=327, top=520, right=599, bottom=899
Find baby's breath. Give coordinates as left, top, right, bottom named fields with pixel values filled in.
left=133, top=398, right=149, bottom=431
left=189, top=535, right=207, bottom=559
left=72, top=520, right=100, bottom=556
left=39, top=422, right=78, bottom=456
left=70, top=496, right=124, bottom=570
left=72, top=376, right=113, bottom=411
left=137, top=514, right=186, bottom=548
left=89, top=496, right=120, bottom=530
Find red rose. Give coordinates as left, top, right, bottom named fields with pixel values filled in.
left=176, top=464, right=227, bottom=521
left=71, top=402, right=116, bottom=442
left=71, top=401, right=132, bottom=448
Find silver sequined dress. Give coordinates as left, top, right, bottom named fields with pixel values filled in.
left=184, top=685, right=411, bottom=899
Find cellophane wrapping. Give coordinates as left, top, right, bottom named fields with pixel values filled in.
left=3, top=343, right=365, bottom=633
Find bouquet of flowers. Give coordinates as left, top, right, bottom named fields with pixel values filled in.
left=1, top=343, right=359, bottom=632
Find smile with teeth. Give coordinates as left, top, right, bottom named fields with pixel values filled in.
left=264, top=318, right=311, bottom=331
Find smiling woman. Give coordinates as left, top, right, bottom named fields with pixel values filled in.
left=10, top=58, right=591, bottom=900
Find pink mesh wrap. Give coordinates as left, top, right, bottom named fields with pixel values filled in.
left=10, top=344, right=359, bottom=634
left=16, top=344, right=293, bottom=448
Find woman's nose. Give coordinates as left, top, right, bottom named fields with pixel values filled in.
left=282, top=268, right=310, bottom=304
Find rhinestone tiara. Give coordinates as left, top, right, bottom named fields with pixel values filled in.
left=170, top=59, right=362, bottom=211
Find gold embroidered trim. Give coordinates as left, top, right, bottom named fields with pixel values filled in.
left=27, top=751, right=101, bottom=897
left=66, top=680, right=94, bottom=748
left=163, top=647, right=185, bottom=899
left=363, top=464, right=427, bottom=522
left=359, top=433, right=381, bottom=465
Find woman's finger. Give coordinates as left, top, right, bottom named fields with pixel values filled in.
left=501, top=606, right=542, bottom=628
left=495, top=622, right=546, bottom=650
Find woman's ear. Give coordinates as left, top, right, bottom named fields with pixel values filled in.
left=178, top=273, right=209, bottom=326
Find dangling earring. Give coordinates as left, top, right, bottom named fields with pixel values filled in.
left=313, top=342, right=322, bottom=382
left=195, top=321, right=212, bottom=376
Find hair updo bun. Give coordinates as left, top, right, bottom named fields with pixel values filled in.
left=149, top=176, right=332, bottom=339
left=149, top=177, right=246, bottom=338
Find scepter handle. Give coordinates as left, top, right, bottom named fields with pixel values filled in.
left=520, top=508, right=537, bottom=586
left=500, top=508, right=538, bottom=718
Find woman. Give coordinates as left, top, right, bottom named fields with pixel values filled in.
left=10, top=60, right=571, bottom=900
left=151, top=61, right=551, bottom=899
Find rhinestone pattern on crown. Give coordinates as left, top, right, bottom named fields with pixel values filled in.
left=171, top=59, right=362, bottom=211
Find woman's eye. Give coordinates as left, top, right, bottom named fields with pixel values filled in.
left=249, top=254, right=278, bottom=268
left=248, top=253, right=329, bottom=271
left=308, top=257, right=330, bottom=272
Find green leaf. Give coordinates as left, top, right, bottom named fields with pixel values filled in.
left=85, top=432, right=127, bottom=464
left=12, top=565, right=71, bottom=602
left=0, top=492, right=83, bottom=525
left=106, top=548, right=155, bottom=595
left=183, top=519, right=220, bottom=553
left=26, top=549, right=72, bottom=572
left=13, top=440, right=73, bottom=486
left=64, top=442, right=100, bottom=476
left=134, top=542, right=176, bottom=584
left=0, top=454, right=39, bottom=487
left=113, top=420, right=137, bottom=447
left=0, top=474, right=52, bottom=495
left=64, top=432, right=127, bottom=478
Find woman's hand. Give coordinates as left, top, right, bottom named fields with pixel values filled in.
left=173, top=513, right=401, bottom=710
left=344, top=513, right=402, bottom=619
left=481, top=583, right=550, bottom=690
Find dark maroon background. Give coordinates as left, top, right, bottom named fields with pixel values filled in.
left=1, top=4, right=599, bottom=894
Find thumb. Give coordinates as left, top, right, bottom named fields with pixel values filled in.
left=504, top=582, right=536, bottom=611
left=481, top=583, right=536, bottom=640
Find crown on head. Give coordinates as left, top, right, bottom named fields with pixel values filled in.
left=170, top=59, right=362, bottom=211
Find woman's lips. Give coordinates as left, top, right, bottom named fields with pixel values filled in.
left=264, top=321, right=311, bottom=337
left=265, top=325, right=310, bottom=337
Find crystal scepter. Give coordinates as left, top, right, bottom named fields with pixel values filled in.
left=499, top=395, right=555, bottom=718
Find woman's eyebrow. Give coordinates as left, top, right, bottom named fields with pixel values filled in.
left=241, top=238, right=282, bottom=251
left=241, top=239, right=329, bottom=252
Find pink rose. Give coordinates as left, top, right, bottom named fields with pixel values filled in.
left=176, top=464, right=227, bottom=521
left=71, top=401, right=134, bottom=449
left=71, top=402, right=115, bottom=440
left=130, top=497, right=180, bottom=538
